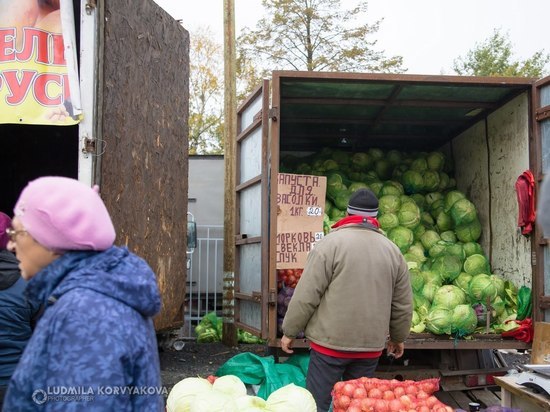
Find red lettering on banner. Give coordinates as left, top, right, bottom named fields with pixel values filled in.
left=16, top=29, right=50, bottom=64
left=51, top=34, right=66, bottom=65
left=0, top=29, right=16, bottom=62
left=3, top=70, right=36, bottom=105
left=34, top=73, right=63, bottom=105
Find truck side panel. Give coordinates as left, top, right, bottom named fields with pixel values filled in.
left=100, top=0, right=190, bottom=331
left=453, top=94, right=532, bottom=288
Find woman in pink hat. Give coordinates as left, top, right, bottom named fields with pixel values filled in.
left=3, top=177, right=163, bottom=411
left=0, top=212, right=40, bottom=408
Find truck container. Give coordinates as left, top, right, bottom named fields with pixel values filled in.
left=0, top=0, right=190, bottom=332
left=233, top=71, right=550, bottom=386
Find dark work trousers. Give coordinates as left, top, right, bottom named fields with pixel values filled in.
left=307, top=349, right=379, bottom=412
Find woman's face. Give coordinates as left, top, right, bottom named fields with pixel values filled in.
left=7, top=217, right=60, bottom=280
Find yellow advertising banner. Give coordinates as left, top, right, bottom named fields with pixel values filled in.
left=276, top=173, right=327, bottom=269
left=0, top=0, right=81, bottom=125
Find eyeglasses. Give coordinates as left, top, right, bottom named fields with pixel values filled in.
left=5, top=227, right=28, bottom=242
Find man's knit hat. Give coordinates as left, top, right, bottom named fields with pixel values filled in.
left=347, top=188, right=379, bottom=217
left=13, top=176, right=116, bottom=252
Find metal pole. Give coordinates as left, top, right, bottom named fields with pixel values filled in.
left=222, top=0, right=238, bottom=346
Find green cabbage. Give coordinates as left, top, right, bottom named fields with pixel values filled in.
left=410, top=270, right=425, bottom=293
left=443, top=190, right=466, bottom=212
left=401, top=170, right=424, bottom=194
left=451, top=198, right=478, bottom=225
left=451, top=304, right=478, bottom=335
left=351, top=152, right=371, bottom=170
left=398, top=202, right=421, bottom=229
left=440, top=230, right=457, bottom=243
left=378, top=213, right=400, bottom=231
left=455, top=219, right=482, bottom=242
left=463, top=254, right=489, bottom=275
left=469, top=274, right=498, bottom=302
left=462, top=242, right=484, bottom=257
left=420, top=230, right=441, bottom=250
left=453, top=272, right=473, bottom=295
left=432, top=285, right=466, bottom=309
left=431, top=255, right=462, bottom=283
left=422, top=170, right=440, bottom=192
left=426, top=306, right=453, bottom=334
left=426, top=151, right=445, bottom=171
left=388, top=226, right=414, bottom=253
left=379, top=195, right=401, bottom=214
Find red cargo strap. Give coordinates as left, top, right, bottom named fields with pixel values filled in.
left=515, top=170, right=536, bottom=235
left=501, top=318, right=534, bottom=343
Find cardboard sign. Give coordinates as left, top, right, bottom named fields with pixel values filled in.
left=276, top=173, right=326, bottom=269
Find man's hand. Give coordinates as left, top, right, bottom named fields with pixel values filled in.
left=386, top=341, right=404, bottom=359
left=281, top=335, right=294, bottom=354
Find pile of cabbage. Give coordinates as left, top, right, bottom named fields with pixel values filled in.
left=281, top=148, right=520, bottom=337
left=166, top=375, right=316, bottom=412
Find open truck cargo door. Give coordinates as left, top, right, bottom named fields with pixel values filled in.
left=234, top=80, right=271, bottom=338
left=96, top=0, right=190, bottom=332
left=534, top=76, right=550, bottom=322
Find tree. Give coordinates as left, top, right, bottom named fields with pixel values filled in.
left=189, top=28, right=224, bottom=154
left=453, top=29, right=549, bottom=77
left=237, top=0, right=404, bottom=73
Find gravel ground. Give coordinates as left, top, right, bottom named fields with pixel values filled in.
left=159, top=341, right=267, bottom=392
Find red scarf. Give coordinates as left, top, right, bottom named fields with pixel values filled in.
left=331, top=215, right=380, bottom=229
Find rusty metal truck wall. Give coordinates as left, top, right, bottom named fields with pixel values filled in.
left=101, top=0, right=190, bottom=331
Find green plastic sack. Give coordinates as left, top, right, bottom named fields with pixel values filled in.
left=517, top=286, right=532, bottom=320
left=215, top=352, right=309, bottom=399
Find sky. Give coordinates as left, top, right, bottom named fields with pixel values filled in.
left=152, top=0, right=548, bottom=75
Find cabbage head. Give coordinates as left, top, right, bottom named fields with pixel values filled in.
left=421, top=211, right=435, bottom=228
left=438, top=172, right=450, bottom=191
left=410, top=270, right=425, bottom=293
left=432, top=285, right=466, bottom=309
left=351, top=152, right=371, bottom=170
left=387, top=150, right=403, bottom=165
left=369, top=182, right=383, bottom=197
left=411, top=193, right=426, bottom=210
left=453, top=272, right=473, bottom=295
left=398, top=202, right=421, bottom=229
left=444, top=190, right=466, bottom=213
left=445, top=243, right=466, bottom=262
left=333, top=190, right=351, bottom=210
left=379, top=195, right=401, bottom=214
left=421, top=270, right=443, bottom=287
left=388, top=226, right=414, bottom=253
left=414, top=224, right=426, bottom=239
left=451, top=198, right=478, bottom=225
left=266, top=384, right=317, bottom=412
left=382, top=180, right=405, bottom=195
left=413, top=294, right=431, bottom=319
left=455, top=219, right=482, bottom=242
left=425, top=192, right=443, bottom=205
left=421, top=282, right=440, bottom=303
left=428, top=241, right=451, bottom=259
left=426, top=151, right=445, bottom=171
left=375, top=159, right=393, bottom=180
left=408, top=243, right=427, bottom=262
left=468, top=274, right=498, bottom=302
left=430, top=199, right=445, bottom=218
left=440, top=230, right=457, bottom=243
left=422, top=171, right=440, bottom=192
left=451, top=304, right=478, bottom=335
left=322, top=159, right=339, bottom=171
left=348, top=181, right=369, bottom=193
left=368, top=147, right=384, bottom=161
left=435, top=211, right=453, bottom=232
left=401, top=170, right=424, bottom=194
left=426, top=306, right=453, bottom=334
left=463, top=254, right=489, bottom=275
left=378, top=213, right=400, bottom=232
left=420, top=230, right=441, bottom=250
left=411, top=157, right=428, bottom=172
left=490, top=274, right=506, bottom=298
left=463, top=242, right=484, bottom=257
left=431, top=255, right=462, bottom=283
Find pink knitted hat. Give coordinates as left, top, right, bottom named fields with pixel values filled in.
left=13, top=176, right=116, bottom=252
left=0, top=212, right=11, bottom=249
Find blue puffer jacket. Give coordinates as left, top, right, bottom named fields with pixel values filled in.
left=0, top=250, right=37, bottom=387
left=3, top=246, right=163, bottom=412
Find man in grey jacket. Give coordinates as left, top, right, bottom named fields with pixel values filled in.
left=281, top=188, right=413, bottom=412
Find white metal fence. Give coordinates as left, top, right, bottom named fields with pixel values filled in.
left=181, top=225, right=224, bottom=339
